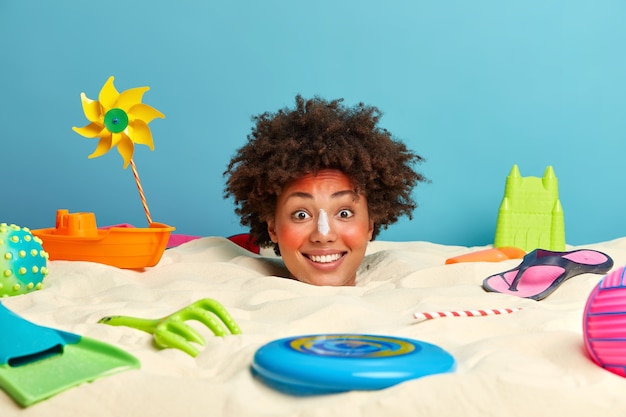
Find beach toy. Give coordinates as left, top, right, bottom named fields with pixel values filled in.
left=251, top=334, right=455, bottom=395
left=99, top=298, right=241, bottom=357
left=31, top=76, right=175, bottom=269
left=0, top=223, right=48, bottom=297
left=72, top=75, right=164, bottom=223
left=482, top=248, right=613, bottom=300
left=414, top=307, right=522, bottom=321
left=32, top=210, right=174, bottom=269
left=583, top=266, right=626, bottom=377
left=0, top=302, right=139, bottom=407
left=445, top=246, right=526, bottom=264
left=493, top=165, right=565, bottom=252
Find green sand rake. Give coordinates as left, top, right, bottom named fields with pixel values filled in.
left=99, top=298, right=241, bottom=357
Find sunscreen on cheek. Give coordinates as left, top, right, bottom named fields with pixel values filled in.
left=318, top=209, right=330, bottom=235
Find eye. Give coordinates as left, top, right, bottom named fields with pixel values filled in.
left=338, top=209, right=354, bottom=219
left=292, top=210, right=311, bottom=221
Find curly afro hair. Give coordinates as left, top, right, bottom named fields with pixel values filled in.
left=224, top=95, right=427, bottom=252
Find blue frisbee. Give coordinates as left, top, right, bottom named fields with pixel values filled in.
left=251, top=334, right=456, bottom=395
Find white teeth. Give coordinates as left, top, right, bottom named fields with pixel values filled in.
left=309, top=253, right=342, bottom=263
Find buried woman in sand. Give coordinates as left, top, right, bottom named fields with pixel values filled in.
left=224, top=95, right=426, bottom=286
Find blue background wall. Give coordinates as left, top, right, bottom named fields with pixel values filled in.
left=2, top=1, right=625, bottom=247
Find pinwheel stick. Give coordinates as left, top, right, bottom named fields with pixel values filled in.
left=129, top=158, right=153, bottom=224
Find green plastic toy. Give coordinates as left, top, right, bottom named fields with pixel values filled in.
left=98, top=298, right=241, bottom=357
left=494, top=165, right=565, bottom=252
left=0, top=302, right=139, bottom=407
left=0, top=223, right=49, bottom=297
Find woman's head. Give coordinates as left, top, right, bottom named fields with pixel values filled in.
left=224, top=95, right=426, bottom=284
left=266, top=169, right=374, bottom=286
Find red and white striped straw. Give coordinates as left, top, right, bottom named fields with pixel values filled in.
left=413, top=307, right=522, bottom=321
left=129, top=158, right=153, bottom=224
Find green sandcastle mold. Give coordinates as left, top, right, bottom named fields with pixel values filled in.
left=494, top=165, right=565, bottom=252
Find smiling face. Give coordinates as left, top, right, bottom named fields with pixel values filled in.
left=266, top=169, right=374, bottom=286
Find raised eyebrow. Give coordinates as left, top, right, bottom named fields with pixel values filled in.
left=284, top=191, right=313, bottom=200
left=331, top=190, right=359, bottom=200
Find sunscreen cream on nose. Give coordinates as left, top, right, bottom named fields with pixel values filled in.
left=318, top=209, right=330, bottom=235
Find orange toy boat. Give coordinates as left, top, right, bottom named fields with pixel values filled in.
left=32, top=210, right=175, bottom=269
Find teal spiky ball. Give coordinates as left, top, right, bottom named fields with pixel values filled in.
left=0, top=223, right=49, bottom=297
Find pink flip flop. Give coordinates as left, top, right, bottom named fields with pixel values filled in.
left=482, top=248, right=614, bottom=300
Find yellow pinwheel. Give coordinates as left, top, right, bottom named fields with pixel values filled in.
left=72, top=76, right=165, bottom=169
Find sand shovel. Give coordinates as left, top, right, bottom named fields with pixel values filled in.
left=0, top=302, right=139, bottom=407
